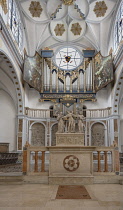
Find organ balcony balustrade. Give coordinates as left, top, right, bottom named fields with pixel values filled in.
left=25, top=107, right=112, bottom=119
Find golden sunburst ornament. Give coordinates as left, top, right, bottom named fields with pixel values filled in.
left=29, top=1, right=43, bottom=17
left=71, top=23, right=82, bottom=35
left=93, top=1, right=107, bottom=17
left=54, top=24, right=65, bottom=36
left=62, top=0, right=75, bottom=5
left=0, top=0, right=8, bottom=14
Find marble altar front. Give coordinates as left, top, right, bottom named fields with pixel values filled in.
left=49, top=146, right=96, bottom=185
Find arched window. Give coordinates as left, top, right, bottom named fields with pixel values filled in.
left=114, top=1, right=123, bottom=51
left=8, top=0, right=23, bottom=50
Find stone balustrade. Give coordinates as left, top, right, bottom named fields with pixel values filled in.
left=25, top=107, right=51, bottom=118
left=24, top=107, right=112, bottom=119
left=86, top=107, right=112, bottom=118
left=23, top=144, right=119, bottom=176
left=23, top=144, right=48, bottom=175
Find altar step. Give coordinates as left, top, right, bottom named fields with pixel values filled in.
left=0, top=174, right=23, bottom=185
left=0, top=174, right=123, bottom=185
left=0, top=173, right=49, bottom=184
left=49, top=176, right=94, bottom=185
left=23, top=174, right=49, bottom=184
left=94, top=174, right=123, bottom=184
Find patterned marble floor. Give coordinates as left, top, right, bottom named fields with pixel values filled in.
left=0, top=184, right=122, bottom=210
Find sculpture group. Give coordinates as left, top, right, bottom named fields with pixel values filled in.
left=57, top=111, right=85, bottom=133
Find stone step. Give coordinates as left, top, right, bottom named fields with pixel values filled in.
left=94, top=175, right=123, bottom=184
left=23, top=175, right=49, bottom=184
left=0, top=174, right=49, bottom=184
left=0, top=175, right=23, bottom=184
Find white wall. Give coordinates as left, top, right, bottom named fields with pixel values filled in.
left=0, top=90, right=17, bottom=152
left=28, top=89, right=53, bottom=109
left=84, top=85, right=111, bottom=109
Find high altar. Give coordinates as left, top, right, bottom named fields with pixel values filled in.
left=48, top=112, right=95, bottom=184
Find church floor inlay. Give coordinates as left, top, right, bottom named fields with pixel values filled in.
left=56, top=185, right=91, bottom=199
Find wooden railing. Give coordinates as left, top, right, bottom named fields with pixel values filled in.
left=25, top=107, right=112, bottom=118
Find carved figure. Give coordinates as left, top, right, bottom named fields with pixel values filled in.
left=65, top=111, right=75, bottom=133
left=77, top=114, right=85, bottom=133
left=57, top=112, right=65, bottom=133
left=112, top=140, right=118, bottom=148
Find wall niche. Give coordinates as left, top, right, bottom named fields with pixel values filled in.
left=91, top=123, right=105, bottom=146
left=31, top=123, right=45, bottom=146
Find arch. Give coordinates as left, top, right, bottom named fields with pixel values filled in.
left=91, top=122, right=106, bottom=146
left=0, top=75, right=17, bottom=110
left=89, top=121, right=108, bottom=146
left=0, top=50, right=24, bottom=114
left=29, top=122, right=46, bottom=146
left=112, top=67, right=123, bottom=115
left=0, top=89, right=17, bottom=151
left=51, top=122, right=58, bottom=146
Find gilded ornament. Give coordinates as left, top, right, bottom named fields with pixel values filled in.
left=0, top=0, right=8, bottom=14
left=41, top=93, right=96, bottom=99
left=51, top=99, right=57, bottom=103
left=71, top=71, right=78, bottom=82
left=54, top=24, right=65, bottom=36
left=62, top=0, right=75, bottom=5
left=58, top=70, right=64, bottom=83
left=71, top=23, right=82, bottom=35
left=29, top=1, right=43, bottom=17
left=93, top=1, right=107, bottom=17
left=62, top=95, right=74, bottom=101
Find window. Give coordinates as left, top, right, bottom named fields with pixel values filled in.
left=8, top=0, right=23, bottom=50
left=114, top=1, right=123, bottom=51
left=55, top=47, right=82, bottom=71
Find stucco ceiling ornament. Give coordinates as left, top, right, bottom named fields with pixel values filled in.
left=62, top=0, right=75, bottom=5
left=0, top=0, right=8, bottom=14
left=54, top=24, right=65, bottom=36
left=93, top=1, right=107, bottom=17
left=71, top=22, right=82, bottom=35
left=29, top=1, right=43, bottom=17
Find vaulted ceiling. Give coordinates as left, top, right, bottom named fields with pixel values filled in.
left=18, top=0, right=119, bottom=57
